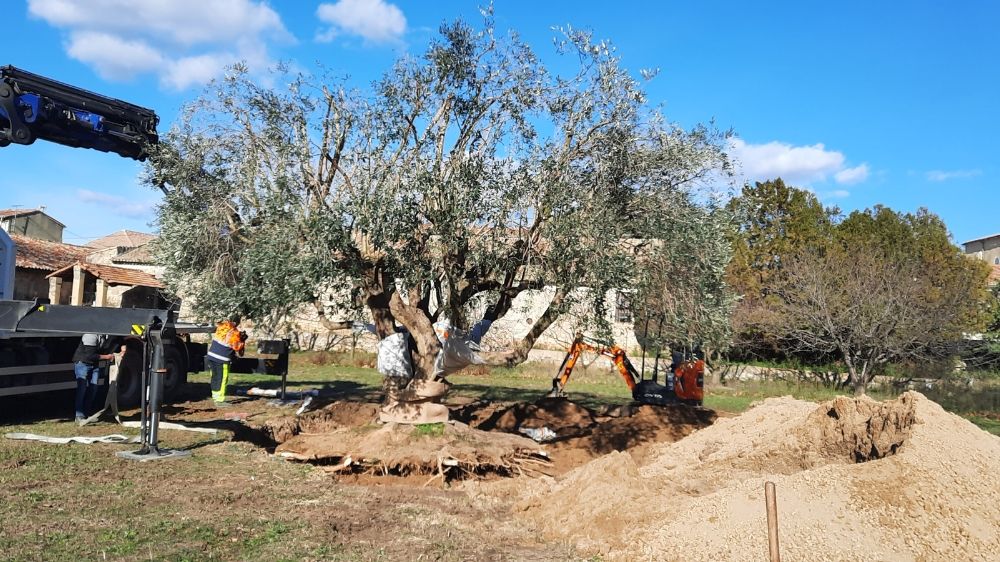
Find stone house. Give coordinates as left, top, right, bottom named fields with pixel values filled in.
left=963, top=233, right=1000, bottom=265
left=5, top=233, right=90, bottom=302
left=1, top=209, right=168, bottom=307
left=962, top=233, right=1000, bottom=284
left=0, top=208, right=65, bottom=243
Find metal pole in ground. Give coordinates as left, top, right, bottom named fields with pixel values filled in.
left=765, top=481, right=781, bottom=562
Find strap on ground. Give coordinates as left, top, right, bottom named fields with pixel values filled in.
left=4, top=432, right=139, bottom=444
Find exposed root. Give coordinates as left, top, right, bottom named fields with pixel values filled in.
left=275, top=421, right=550, bottom=482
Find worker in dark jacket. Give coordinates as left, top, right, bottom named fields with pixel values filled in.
left=206, top=317, right=247, bottom=405
left=72, top=333, right=115, bottom=423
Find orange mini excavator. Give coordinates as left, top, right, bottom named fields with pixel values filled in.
left=547, top=334, right=704, bottom=406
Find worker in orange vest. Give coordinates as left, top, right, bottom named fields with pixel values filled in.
left=206, top=316, right=247, bottom=405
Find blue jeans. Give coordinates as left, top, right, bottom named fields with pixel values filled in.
left=74, top=362, right=100, bottom=418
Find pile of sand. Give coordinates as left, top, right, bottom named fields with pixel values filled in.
left=499, top=392, right=1000, bottom=561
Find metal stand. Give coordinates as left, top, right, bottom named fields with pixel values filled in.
left=117, top=324, right=190, bottom=462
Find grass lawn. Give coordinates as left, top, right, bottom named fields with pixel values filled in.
left=209, top=351, right=999, bottom=434
left=2, top=351, right=996, bottom=561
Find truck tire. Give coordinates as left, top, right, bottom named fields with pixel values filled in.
left=163, top=346, right=187, bottom=401
left=116, top=362, right=142, bottom=408
left=115, top=340, right=188, bottom=406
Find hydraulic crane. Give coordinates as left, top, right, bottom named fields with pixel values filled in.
left=0, top=64, right=185, bottom=460
left=0, top=65, right=158, bottom=160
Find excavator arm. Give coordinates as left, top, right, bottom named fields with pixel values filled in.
left=550, top=335, right=640, bottom=397
left=0, top=65, right=158, bottom=160
left=549, top=333, right=704, bottom=406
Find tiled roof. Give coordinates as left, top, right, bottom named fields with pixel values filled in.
left=47, top=261, right=163, bottom=288
left=86, top=230, right=157, bottom=250
left=110, top=243, right=155, bottom=265
left=10, top=234, right=90, bottom=271
left=0, top=208, right=66, bottom=227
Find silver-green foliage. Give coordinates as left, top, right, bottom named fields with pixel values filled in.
left=148, top=14, right=732, bottom=375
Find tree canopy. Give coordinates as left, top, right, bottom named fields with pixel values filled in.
left=148, top=15, right=733, bottom=378
left=731, top=192, right=991, bottom=394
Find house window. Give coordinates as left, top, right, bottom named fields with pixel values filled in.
left=615, top=291, right=633, bottom=323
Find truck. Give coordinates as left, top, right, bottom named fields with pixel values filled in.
left=0, top=65, right=207, bottom=407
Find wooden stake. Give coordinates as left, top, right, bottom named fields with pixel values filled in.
left=765, top=481, right=781, bottom=562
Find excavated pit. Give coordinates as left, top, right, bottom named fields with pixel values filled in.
left=261, top=396, right=718, bottom=480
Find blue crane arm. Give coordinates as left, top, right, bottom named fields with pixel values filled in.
left=0, top=65, right=158, bottom=160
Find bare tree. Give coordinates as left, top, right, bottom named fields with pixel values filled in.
left=762, top=244, right=988, bottom=395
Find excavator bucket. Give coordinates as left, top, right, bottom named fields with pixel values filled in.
left=0, top=65, right=158, bottom=160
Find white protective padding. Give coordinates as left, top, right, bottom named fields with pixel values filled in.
left=431, top=319, right=491, bottom=378
left=4, top=432, right=139, bottom=444
left=377, top=332, right=413, bottom=379
left=361, top=318, right=494, bottom=380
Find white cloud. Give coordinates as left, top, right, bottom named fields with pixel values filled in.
left=826, top=189, right=851, bottom=198
left=162, top=53, right=237, bottom=90
left=926, top=169, right=982, bottom=182
left=317, top=0, right=407, bottom=44
left=65, top=31, right=164, bottom=80
left=27, top=0, right=290, bottom=89
left=77, top=189, right=156, bottom=219
left=834, top=164, right=869, bottom=185
left=728, top=138, right=869, bottom=188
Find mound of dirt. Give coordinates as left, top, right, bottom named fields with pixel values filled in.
left=500, top=392, right=1000, bottom=561
left=275, top=421, right=549, bottom=481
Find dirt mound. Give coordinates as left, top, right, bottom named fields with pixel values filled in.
left=260, top=401, right=380, bottom=443
left=501, top=392, right=1000, bottom=561
left=484, top=397, right=597, bottom=437
left=275, top=421, right=549, bottom=481
left=800, top=392, right=916, bottom=462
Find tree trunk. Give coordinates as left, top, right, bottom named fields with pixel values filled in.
left=479, top=289, right=565, bottom=367
left=852, top=364, right=868, bottom=396
left=388, top=290, right=440, bottom=380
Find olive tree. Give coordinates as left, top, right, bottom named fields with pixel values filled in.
left=148, top=16, right=731, bottom=379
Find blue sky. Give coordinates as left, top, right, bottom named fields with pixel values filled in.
left=1, top=0, right=996, bottom=245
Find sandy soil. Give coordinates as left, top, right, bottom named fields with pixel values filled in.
left=483, top=392, right=1000, bottom=561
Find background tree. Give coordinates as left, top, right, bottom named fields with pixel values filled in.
left=757, top=206, right=991, bottom=395
left=149, top=16, right=731, bottom=380
left=725, top=178, right=838, bottom=358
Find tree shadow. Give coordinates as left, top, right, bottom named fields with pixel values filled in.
left=451, top=382, right=626, bottom=410
left=181, top=380, right=381, bottom=403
